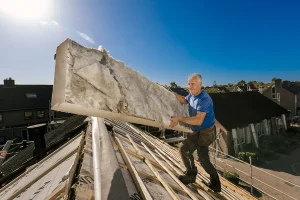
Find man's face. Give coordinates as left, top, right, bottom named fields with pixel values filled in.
left=188, top=77, right=202, bottom=96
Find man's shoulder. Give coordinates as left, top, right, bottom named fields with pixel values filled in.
left=200, top=91, right=212, bottom=101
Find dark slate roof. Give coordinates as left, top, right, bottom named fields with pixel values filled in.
left=282, top=85, right=300, bottom=95
left=0, top=85, right=53, bottom=111
left=0, top=115, right=87, bottom=179
left=210, top=92, right=288, bottom=130
left=170, top=88, right=189, bottom=96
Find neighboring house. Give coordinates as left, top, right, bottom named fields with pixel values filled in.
left=232, top=84, right=247, bottom=92
left=225, top=87, right=235, bottom=92
left=0, top=78, right=72, bottom=144
left=247, top=83, right=259, bottom=91
left=262, top=79, right=300, bottom=116
left=232, top=83, right=259, bottom=92
left=210, top=91, right=288, bottom=155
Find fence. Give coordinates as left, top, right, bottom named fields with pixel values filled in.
left=209, top=144, right=299, bottom=200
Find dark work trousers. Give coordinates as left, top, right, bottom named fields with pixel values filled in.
left=180, top=126, right=218, bottom=179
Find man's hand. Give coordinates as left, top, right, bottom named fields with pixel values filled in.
left=171, top=92, right=188, bottom=104
left=170, top=116, right=182, bottom=128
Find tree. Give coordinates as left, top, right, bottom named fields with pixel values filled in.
left=272, top=77, right=278, bottom=82
left=213, top=81, right=217, bottom=87
left=237, top=80, right=246, bottom=86
left=228, top=83, right=234, bottom=87
left=170, top=82, right=180, bottom=89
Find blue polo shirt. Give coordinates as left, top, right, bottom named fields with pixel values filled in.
left=185, top=91, right=215, bottom=131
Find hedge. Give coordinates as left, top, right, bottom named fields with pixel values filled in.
left=237, top=152, right=259, bottom=164
left=224, top=171, right=239, bottom=185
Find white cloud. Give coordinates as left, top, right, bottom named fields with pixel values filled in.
left=40, top=21, right=48, bottom=25
left=77, top=31, right=95, bottom=44
left=39, top=20, right=59, bottom=28
left=51, top=20, right=59, bottom=27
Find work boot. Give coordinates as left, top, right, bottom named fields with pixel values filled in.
left=208, top=175, right=221, bottom=192
left=178, top=168, right=197, bottom=185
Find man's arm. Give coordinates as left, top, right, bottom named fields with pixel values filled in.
left=173, top=93, right=188, bottom=104
left=170, top=112, right=206, bottom=127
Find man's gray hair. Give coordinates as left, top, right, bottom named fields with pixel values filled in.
left=188, top=73, right=202, bottom=83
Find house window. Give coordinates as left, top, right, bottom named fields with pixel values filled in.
left=240, top=128, right=245, bottom=144
left=37, top=110, right=45, bottom=119
left=271, top=85, right=276, bottom=99
left=24, top=111, right=33, bottom=120
left=0, top=136, right=5, bottom=145
left=0, top=113, right=3, bottom=123
left=26, top=93, right=37, bottom=99
left=277, top=93, right=280, bottom=101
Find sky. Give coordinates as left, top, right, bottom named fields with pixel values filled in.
left=0, top=0, right=299, bottom=87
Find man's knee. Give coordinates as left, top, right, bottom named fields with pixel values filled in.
left=180, top=143, right=193, bottom=156
left=180, top=144, right=188, bottom=154
left=197, top=147, right=209, bottom=161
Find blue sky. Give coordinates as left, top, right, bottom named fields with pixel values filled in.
left=0, top=0, right=299, bottom=87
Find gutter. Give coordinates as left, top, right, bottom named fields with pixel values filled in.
left=0, top=107, right=49, bottom=112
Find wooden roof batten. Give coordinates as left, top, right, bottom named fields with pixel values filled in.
left=103, top=118, right=258, bottom=200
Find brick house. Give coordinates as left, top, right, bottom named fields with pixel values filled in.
left=262, top=79, right=300, bottom=116
left=0, top=78, right=71, bottom=144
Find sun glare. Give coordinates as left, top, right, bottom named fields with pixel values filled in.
left=0, top=0, right=48, bottom=20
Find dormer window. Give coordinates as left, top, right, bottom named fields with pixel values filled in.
left=271, top=85, right=276, bottom=99
left=26, top=93, right=37, bottom=99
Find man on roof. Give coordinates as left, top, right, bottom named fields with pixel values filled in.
left=170, top=73, right=221, bottom=192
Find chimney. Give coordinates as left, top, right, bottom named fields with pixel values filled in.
left=275, top=79, right=282, bottom=88
left=3, top=77, right=15, bottom=88
left=27, top=123, right=47, bottom=158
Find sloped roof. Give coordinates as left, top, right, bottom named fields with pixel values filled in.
left=210, top=92, right=288, bottom=130
left=0, top=117, right=257, bottom=200
left=0, top=115, right=87, bottom=181
left=0, top=85, right=53, bottom=111
left=282, top=84, right=300, bottom=95
left=103, top=118, right=256, bottom=200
